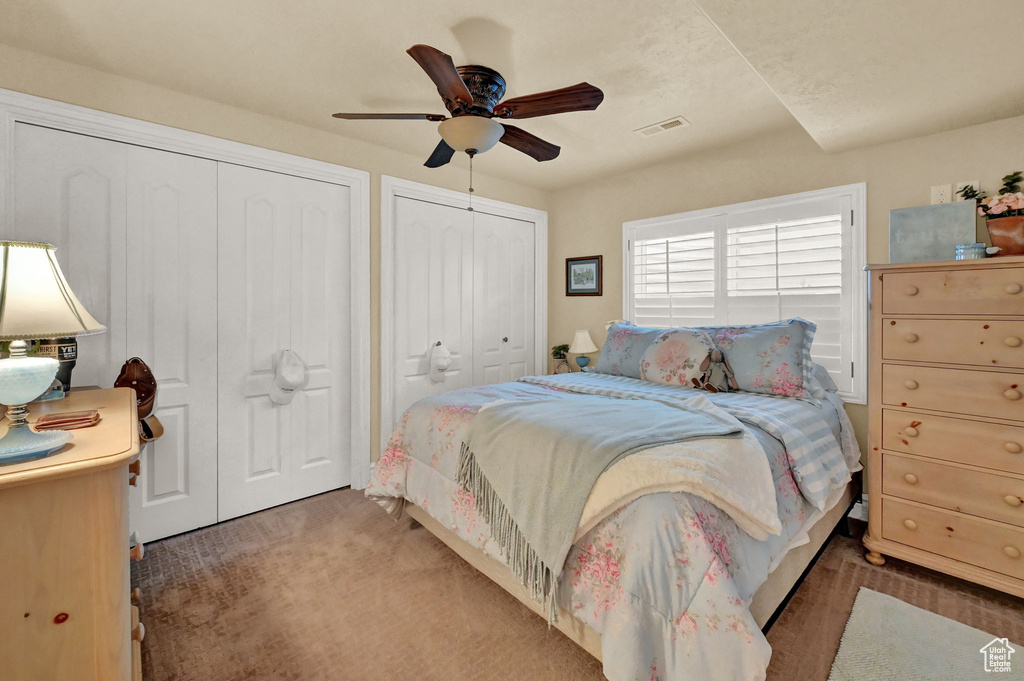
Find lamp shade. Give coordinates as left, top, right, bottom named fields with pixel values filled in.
left=569, top=329, right=598, bottom=354
left=0, top=241, right=105, bottom=340
left=438, top=116, right=505, bottom=154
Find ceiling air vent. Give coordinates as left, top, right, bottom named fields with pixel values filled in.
left=634, top=116, right=690, bottom=137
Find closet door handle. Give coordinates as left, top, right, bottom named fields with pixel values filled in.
left=502, top=337, right=509, bottom=343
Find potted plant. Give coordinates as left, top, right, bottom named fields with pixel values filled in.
left=959, top=171, right=1024, bottom=255
left=550, top=343, right=571, bottom=374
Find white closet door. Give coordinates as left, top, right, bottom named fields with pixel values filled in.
left=390, top=196, right=474, bottom=433
left=11, top=124, right=127, bottom=387
left=473, top=212, right=536, bottom=384
left=126, top=146, right=218, bottom=541
left=217, top=163, right=350, bottom=521
left=288, top=171, right=352, bottom=503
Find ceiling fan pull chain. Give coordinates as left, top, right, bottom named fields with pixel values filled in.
left=467, top=151, right=475, bottom=213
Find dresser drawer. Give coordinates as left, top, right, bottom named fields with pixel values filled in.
left=881, top=498, right=1024, bottom=579
left=881, top=364, right=1024, bottom=421
left=882, top=453, right=1024, bottom=527
left=882, top=268, right=1024, bottom=316
left=882, top=410, right=1024, bottom=475
left=882, top=318, right=1024, bottom=369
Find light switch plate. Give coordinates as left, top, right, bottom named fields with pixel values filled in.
left=931, top=184, right=952, bottom=204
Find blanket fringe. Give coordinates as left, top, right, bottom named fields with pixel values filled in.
left=458, top=442, right=560, bottom=625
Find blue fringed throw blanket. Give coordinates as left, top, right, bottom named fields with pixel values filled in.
left=457, top=391, right=743, bottom=621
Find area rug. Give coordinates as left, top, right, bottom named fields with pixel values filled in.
left=829, top=587, right=1022, bottom=680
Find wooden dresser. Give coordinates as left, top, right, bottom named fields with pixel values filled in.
left=0, top=388, right=144, bottom=680
left=864, top=256, right=1024, bottom=597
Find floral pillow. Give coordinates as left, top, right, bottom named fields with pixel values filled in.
left=593, top=323, right=664, bottom=378
left=697, top=319, right=817, bottom=398
left=639, top=329, right=714, bottom=387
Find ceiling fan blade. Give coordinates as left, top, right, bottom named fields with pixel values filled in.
left=499, top=125, right=560, bottom=162
left=424, top=139, right=456, bottom=168
left=332, top=112, right=447, bottom=121
left=493, top=83, right=604, bottom=119
left=407, top=44, right=474, bottom=108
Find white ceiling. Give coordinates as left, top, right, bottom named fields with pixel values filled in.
left=694, top=0, right=1024, bottom=152
left=0, top=0, right=1021, bottom=189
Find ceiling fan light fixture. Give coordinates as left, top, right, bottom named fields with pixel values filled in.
left=438, top=116, right=504, bottom=155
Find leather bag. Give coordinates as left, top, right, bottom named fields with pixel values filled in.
left=115, top=357, right=157, bottom=419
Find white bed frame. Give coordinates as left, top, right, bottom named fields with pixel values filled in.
left=405, top=479, right=859, bottom=660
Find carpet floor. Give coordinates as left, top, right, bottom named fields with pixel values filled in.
left=133, top=489, right=1024, bottom=681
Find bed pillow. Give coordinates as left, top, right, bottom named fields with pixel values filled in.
left=698, top=319, right=817, bottom=398
left=593, top=323, right=664, bottom=378
left=639, top=328, right=715, bottom=387
left=807, top=361, right=839, bottom=398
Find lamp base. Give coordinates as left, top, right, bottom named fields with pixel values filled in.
left=575, top=356, right=591, bottom=370
left=0, top=425, right=72, bottom=465
left=31, top=379, right=66, bottom=403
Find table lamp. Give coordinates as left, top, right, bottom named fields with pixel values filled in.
left=0, top=241, right=105, bottom=464
left=569, top=329, right=599, bottom=370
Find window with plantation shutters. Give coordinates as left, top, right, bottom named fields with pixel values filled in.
left=624, top=184, right=866, bottom=402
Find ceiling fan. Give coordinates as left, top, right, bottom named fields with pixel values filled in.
left=333, top=44, right=604, bottom=168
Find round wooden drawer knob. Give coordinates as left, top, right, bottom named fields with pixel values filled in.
left=904, top=426, right=919, bottom=437
left=904, top=380, right=919, bottom=390
left=1004, top=389, right=1022, bottom=401
left=903, top=473, right=919, bottom=485
left=130, top=542, right=145, bottom=561
left=131, top=587, right=142, bottom=604
left=1005, top=546, right=1022, bottom=559
left=1006, top=283, right=1023, bottom=295
left=904, top=333, right=919, bottom=343
left=1005, top=495, right=1022, bottom=507
left=1006, top=441, right=1023, bottom=454
left=132, top=621, right=145, bottom=642
left=1006, top=337, right=1023, bottom=348
left=905, top=285, right=919, bottom=296
left=903, top=519, right=918, bottom=530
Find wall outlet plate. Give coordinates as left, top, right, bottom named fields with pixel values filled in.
left=931, top=184, right=952, bottom=204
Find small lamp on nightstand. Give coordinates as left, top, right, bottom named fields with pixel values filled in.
left=0, top=241, right=105, bottom=464
left=569, top=329, right=598, bottom=370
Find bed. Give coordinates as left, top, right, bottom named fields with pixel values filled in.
left=366, top=369, right=861, bottom=681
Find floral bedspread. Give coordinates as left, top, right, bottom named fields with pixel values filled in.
left=366, top=379, right=853, bottom=681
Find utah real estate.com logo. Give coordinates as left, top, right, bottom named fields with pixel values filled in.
left=980, top=638, right=1015, bottom=673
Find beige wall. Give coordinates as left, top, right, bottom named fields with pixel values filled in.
left=0, top=44, right=550, bottom=462
left=547, top=114, right=1024, bottom=459
left=9, top=39, right=1024, bottom=468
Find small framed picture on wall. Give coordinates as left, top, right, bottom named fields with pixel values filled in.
left=565, top=255, right=602, bottom=296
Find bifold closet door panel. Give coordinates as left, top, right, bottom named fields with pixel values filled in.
left=289, top=172, right=352, bottom=503
left=390, top=196, right=475, bottom=430
left=126, top=146, right=219, bottom=542
left=217, top=163, right=351, bottom=521
left=473, top=212, right=536, bottom=385
left=11, top=123, right=127, bottom=388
